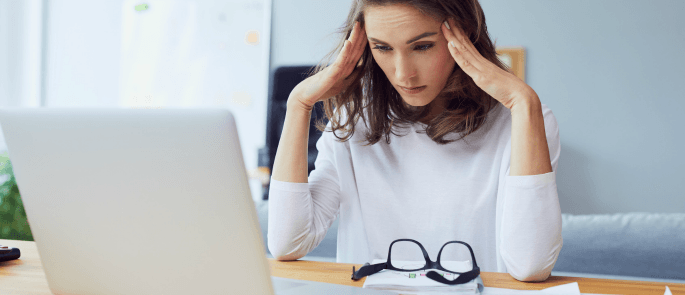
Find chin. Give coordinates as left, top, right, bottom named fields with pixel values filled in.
left=401, top=96, right=433, bottom=107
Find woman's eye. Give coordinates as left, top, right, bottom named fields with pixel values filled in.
left=372, top=44, right=434, bottom=54
left=416, top=44, right=434, bottom=51
left=371, top=45, right=391, bottom=52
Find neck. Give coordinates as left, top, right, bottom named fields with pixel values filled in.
left=418, top=95, right=447, bottom=124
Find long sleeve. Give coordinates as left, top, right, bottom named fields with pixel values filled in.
left=498, top=105, right=563, bottom=281
left=267, top=124, right=345, bottom=260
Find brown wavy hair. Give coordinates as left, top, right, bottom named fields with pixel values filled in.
left=309, top=0, right=509, bottom=145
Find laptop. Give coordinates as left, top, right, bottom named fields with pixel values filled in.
left=0, top=107, right=392, bottom=295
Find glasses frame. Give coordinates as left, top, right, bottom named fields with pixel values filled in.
left=350, top=238, right=480, bottom=285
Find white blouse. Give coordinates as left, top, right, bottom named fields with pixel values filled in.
left=267, top=102, right=563, bottom=282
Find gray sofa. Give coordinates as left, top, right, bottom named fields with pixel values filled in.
left=256, top=201, right=685, bottom=282
left=554, top=213, right=685, bottom=282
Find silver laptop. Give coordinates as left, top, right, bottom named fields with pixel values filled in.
left=0, top=107, right=391, bottom=295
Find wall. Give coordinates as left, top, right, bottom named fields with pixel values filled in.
left=0, top=0, right=43, bottom=152
left=270, top=0, right=685, bottom=214
left=0, top=0, right=272, bottom=202
left=0, top=0, right=43, bottom=110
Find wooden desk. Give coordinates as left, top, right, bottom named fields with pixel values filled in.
left=1, top=239, right=683, bottom=295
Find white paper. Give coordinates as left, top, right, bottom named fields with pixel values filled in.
left=361, top=260, right=583, bottom=295
left=362, top=259, right=481, bottom=293
left=482, top=282, right=580, bottom=295
left=361, top=259, right=674, bottom=295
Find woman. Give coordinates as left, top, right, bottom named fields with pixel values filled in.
left=268, top=0, right=562, bottom=282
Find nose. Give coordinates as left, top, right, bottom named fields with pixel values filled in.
left=394, top=55, right=417, bottom=85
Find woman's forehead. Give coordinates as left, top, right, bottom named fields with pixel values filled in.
left=364, top=4, right=440, bottom=36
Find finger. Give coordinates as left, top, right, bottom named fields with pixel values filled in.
left=349, top=22, right=366, bottom=67
left=341, top=41, right=360, bottom=76
left=345, top=22, right=360, bottom=65
left=353, top=22, right=367, bottom=54
left=335, top=22, right=358, bottom=65
left=339, top=40, right=353, bottom=67
left=443, top=19, right=484, bottom=73
left=325, top=57, right=346, bottom=87
left=449, top=18, right=485, bottom=63
left=341, top=22, right=364, bottom=77
left=444, top=20, right=483, bottom=72
left=348, top=22, right=358, bottom=45
left=351, top=25, right=368, bottom=66
left=330, top=40, right=350, bottom=79
left=336, top=22, right=365, bottom=79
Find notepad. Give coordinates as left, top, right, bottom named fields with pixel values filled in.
left=362, top=259, right=482, bottom=294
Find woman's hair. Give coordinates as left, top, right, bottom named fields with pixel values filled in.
left=310, top=0, right=509, bottom=145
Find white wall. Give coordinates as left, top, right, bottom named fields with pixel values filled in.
left=1, top=0, right=272, bottom=201
left=43, top=0, right=123, bottom=107
left=0, top=0, right=43, bottom=151
left=270, top=0, right=352, bottom=70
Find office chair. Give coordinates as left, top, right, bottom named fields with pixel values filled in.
left=258, top=66, right=328, bottom=200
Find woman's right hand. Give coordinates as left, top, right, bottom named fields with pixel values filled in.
left=289, top=21, right=368, bottom=111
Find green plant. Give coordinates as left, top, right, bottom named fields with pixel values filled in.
left=0, top=151, right=33, bottom=241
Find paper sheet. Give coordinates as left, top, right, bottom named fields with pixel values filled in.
left=362, top=259, right=675, bottom=295
left=362, top=259, right=481, bottom=294
left=482, top=282, right=580, bottom=295
left=363, top=259, right=477, bottom=288
left=484, top=281, right=674, bottom=295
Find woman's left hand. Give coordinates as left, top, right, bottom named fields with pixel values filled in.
left=441, top=18, right=536, bottom=110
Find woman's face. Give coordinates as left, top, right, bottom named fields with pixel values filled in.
left=364, top=4, right=456, bottom=108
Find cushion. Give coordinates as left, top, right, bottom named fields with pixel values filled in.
left=554, top=213, right=685, bottom=281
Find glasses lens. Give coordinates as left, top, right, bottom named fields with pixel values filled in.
left=388, top=241, right=427, bottom=271
left=438, top=243, right=474, bottom=273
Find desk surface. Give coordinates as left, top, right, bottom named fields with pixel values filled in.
left=1, top=239, right=683, bottom=295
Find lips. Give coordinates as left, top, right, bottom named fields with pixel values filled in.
left=398, top=85, right=427, bottom=94
left=399, top=86, right=425, bottom=91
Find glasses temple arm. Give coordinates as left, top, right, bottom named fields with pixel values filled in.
left=351, top=262, right=388, bottom=280
left=425, top=266, right=480, bottom=285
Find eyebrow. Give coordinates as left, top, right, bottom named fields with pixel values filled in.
left=368, top=32, right=437, bottom=45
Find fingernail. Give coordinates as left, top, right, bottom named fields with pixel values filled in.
left=450, top=41, right=455, bottom=48
left=444, top=20, right=451, bottom=30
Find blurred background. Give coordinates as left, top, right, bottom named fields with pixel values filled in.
left=0, top=0, right=683, bottom=283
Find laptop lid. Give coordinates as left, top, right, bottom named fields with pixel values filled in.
left=0, top=108, right=274, bottom=295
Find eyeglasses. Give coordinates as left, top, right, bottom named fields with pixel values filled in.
left=350, top=239, right=480, bottom=285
